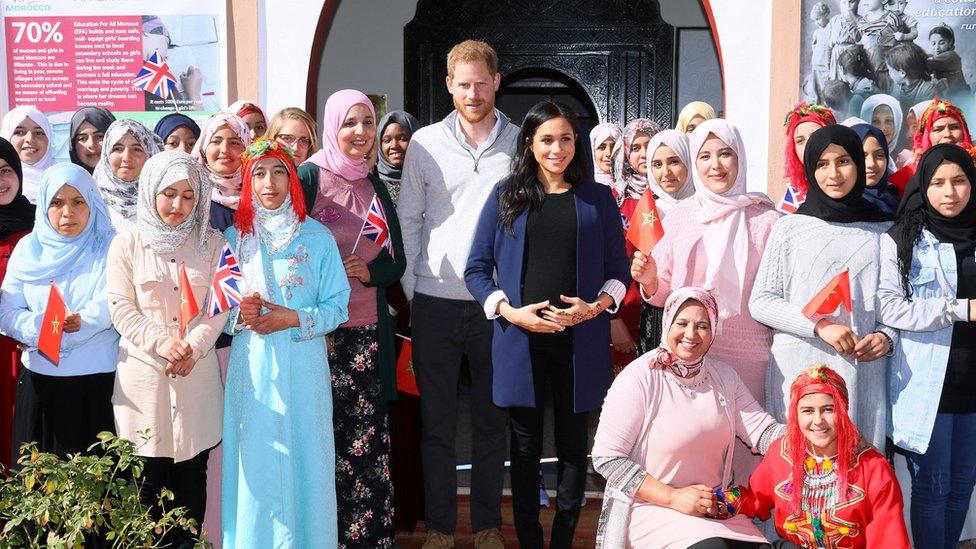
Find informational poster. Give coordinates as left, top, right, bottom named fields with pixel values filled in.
left=0, top=0, right=227, bottom=160
left=798, top=0, right=976, bottom=138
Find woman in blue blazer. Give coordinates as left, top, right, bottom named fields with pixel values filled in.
left=465, top=100, right=630, bottom=549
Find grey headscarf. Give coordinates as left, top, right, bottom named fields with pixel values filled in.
left=136, top=150, right=218, bottom=254
left=93, top=119, right=163, bottom=222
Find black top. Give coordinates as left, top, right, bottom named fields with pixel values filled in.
left=521, top=190, right=577, bottom=346
left=942, top=249, right=976, bottom=413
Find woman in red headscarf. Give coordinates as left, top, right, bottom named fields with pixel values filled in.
left=716, top=365, right=910, bottom=549
left=888, top=98, right=976, bottom=195
left=781, top=102, right=836, bottom=211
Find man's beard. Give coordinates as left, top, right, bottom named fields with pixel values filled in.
left=453, top=96, right=495, bottom=125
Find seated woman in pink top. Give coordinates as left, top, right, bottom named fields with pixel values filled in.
left=630, top=119, right=781, bottom=482
left=592, top=287, right=784, bottom=549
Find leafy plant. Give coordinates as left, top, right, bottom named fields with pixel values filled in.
left=0, top=430, right=210, bottom=548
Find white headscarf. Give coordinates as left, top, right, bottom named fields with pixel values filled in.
left=859, top=94, right=903, bottom=149
left=682, top=119, right=773, bottom=323
left=137, top=150, right=217, bottom=255
left=191, top=113, right=252, bottom=210
left=1, top=106, right=53, bottom=204
left=92, top=119, right=163, bottom=224
left=646, top=129, right=695, bottom=216
left=589, top=122, right=622, bottom=187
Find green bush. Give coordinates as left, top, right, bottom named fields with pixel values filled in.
left=0, top=430, right=209, bottom=548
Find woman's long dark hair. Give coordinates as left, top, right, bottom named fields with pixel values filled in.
left=498, top=100, right=589, bottom=232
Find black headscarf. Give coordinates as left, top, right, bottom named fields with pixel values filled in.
left=153, top=113, right=201, bottom=142
left=851, top=123, right=900, bottom=216
left=795, top=124, right=892, bottom=223
left=376, top=110, right=421, bottom=183
left=888, top=143, right=976, bottom=297
left=68, top=107, right=116, bottom=173
left=0, top=137, right=35, bottom=239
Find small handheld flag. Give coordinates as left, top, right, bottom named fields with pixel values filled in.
left=179, top=263, right=200, bottom=338
left=778, top=185, right=800, bottom=214
left=37, top=284, right=66, bottom=365
left=395, top=335, right=419, bottom=396
left=802, top=269, right=853, bottom=319
left=625, top=190, right=665, bottom=254
left=206, top=243, right=244, bottom=317
left=352, top=193, right=394, bottom=258
left=133, top=50, right=178, bottom=100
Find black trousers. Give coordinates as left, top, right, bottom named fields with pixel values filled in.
left=509, top=342, right=589, bottom=549
left=411, top=293, right=508, bottom=534
left=138, top=449, right=211, bottom=548
left=688, top=539, right=771, bottom=549
left=11, top=369, right=115, bottom=464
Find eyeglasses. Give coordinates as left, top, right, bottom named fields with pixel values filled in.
left=275, top=134, right=312, bottom=149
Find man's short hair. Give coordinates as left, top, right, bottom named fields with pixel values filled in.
left=447, top=40, right=499, bottom=78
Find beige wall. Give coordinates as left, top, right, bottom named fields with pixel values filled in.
left=225, top=0, right=260, bottom=104
left=767, top=0, right=802, bottom=202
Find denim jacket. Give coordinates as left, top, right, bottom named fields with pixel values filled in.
left=877, top=230, right=971, bottom=454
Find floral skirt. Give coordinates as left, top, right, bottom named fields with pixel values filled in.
left=329, top=324, right=395, bottom=548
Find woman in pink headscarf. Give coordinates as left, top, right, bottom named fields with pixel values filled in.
left=630, top=118, right=780, bottom=483
left=297, top=89, right=403, bottom=548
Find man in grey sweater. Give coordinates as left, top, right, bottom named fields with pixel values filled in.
left=397, top=40, right=519, bottom=549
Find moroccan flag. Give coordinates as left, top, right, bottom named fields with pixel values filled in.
left=179, top=263, right=199, bottom=338
left=37, top=284, right=66, bottom=365
left=802, top=269, right=853, bottom=319
left=625, top=190, right=665, bottom=254
left=395, top=336, right=419, bottom=396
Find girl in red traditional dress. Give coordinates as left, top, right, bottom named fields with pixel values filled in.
left=716, top=365, right=910, bottom=548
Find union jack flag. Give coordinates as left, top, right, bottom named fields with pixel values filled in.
left=778, top=185, right=800, bottom=214
left=206, top=243, right=244, bottom=317
left=357, top=194, right=394, bottom=258
left=133, top=50, right=178, bottom=100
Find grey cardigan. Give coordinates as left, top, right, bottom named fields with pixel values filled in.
left=748, top=214, right=897, bottom=450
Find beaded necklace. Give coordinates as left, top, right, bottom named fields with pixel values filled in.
left=802, top=451, right=839, bottom=548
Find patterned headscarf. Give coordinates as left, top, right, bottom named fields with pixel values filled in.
left=191, top=112, right=252, bottom=210
left=589, top=122, right=622, bottom=187
left=645, top=287, right=719, bottom=378
left=783, top=102, right=836, bottom=198
left=785, top=365, right=860, bottom=514
left=92, top=119, right=163, bottom=223
left=610, top=118, right=662, bottom=203
left=137, top=149, right=216, bottom=255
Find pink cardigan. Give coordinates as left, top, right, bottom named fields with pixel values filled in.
left=647, top=199, right=780, bottom=404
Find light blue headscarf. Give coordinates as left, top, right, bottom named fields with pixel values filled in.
left=6, top=162, right=115, bottom=309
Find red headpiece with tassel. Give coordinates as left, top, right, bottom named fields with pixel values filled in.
left=234, top=138, right=307, bottom=236
left=785, top=364, right=859, bottom=514
left=784, top=103, right=836, bottom=198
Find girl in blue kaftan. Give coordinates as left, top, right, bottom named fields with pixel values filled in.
left=221, top=139, right=350, bottom=548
